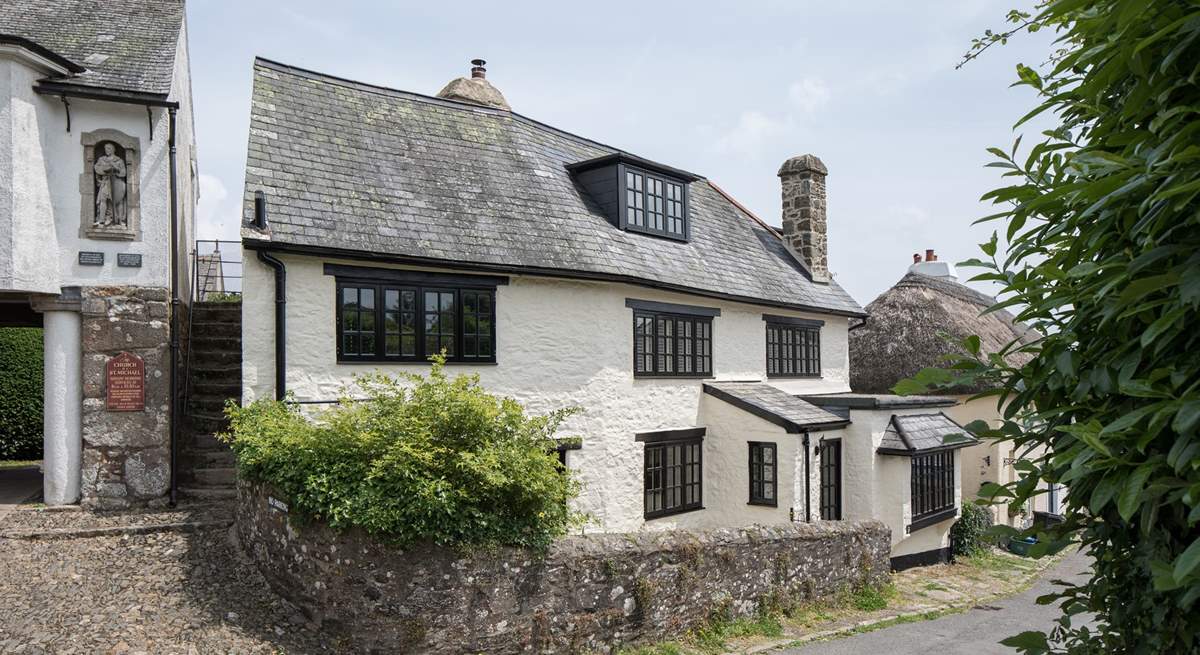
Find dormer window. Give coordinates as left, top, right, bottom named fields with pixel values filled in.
left=624, top=167, right=686, bottom=239
left=567, top=153, right=698, bottom=242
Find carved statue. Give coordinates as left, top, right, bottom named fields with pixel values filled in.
left=93, top=142, right=128, bottom=227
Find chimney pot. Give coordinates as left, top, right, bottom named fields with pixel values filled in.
left=925, top=249, right=935, bottom=262
left=913, top=253, right=921, bottom=264
left=778, top=154, right=830, bottom=284
left=470, top=58, right=487, bottom=79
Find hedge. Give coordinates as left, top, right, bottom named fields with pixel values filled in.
left=0, top=328, right=43, bottom=460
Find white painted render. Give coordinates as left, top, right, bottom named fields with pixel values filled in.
left=838, top=405, right=961, bottom=558
left=241, top=253, right=853, bottom=532
left=946, top=395, right=1052, bottom=527
left=42, top=310, right=82, bottom=505
left=0, top=38, right=193, bottom=296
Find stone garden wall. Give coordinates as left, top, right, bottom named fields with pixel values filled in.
left=237, top=481, right=891, bottom=654
left=80, top=286, right=172, bottom=508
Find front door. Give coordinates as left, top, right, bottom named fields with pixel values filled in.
left=820, top=439, right=842, bottom=520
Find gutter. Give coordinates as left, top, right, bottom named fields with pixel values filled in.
left=848, top=315, right=869, bottom=332
left=256, top=250, right=287, bottom=401
left=167, top=107, right=180, bottom=506
left=33, top=81, right=179, bottom=108
left=241, top=239, right=869, bottom=320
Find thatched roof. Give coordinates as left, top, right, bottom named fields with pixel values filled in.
left=850, top=272, right=1037, bottom=394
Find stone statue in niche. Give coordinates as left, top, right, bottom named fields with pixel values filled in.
left=80, top=129, right=140, bottom=241
left=93, top=141, right=128, bottom=227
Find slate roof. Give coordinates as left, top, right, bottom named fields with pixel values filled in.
left=877, top=413, right=978, bottom=455
left=0, top=0, right=184, bottom=96
left=703, top=382, right=849, bottom=432
left=241, top=59, right=866, bottom=317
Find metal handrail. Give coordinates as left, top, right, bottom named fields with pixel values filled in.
left=183, top=239, right=244, bottom=419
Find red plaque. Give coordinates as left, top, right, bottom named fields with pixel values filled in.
left=106, top=352, right=145, bottom=412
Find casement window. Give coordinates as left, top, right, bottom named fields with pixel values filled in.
left=329, top=265, right=503, bottom=364
left=638, top=428, right=705, bottom=519
left=627, top=300, right=718, bottom=378
left=624, top=166, right=687, bottom=240
left=764, top=315, right=823, bottom=378
left=748, top=442, right=777, bottom=506
left=820, top=439, right=842, bottom=520
left=911, top=450, right=956, bottom=527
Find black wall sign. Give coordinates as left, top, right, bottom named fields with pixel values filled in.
left=78, top=251, right=104, bottom=266
left=117, top=253, right=142, bottom=268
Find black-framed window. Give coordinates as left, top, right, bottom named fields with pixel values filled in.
left=633, top=312, right=712, bottom=377
left=336, top=281, right=495, bottom=363
left=820, top=439, right=842, bottom=520
left=748, top=442, right=777, bottom=506
left=766, top=322, right=821, bottom=377
left=644, top=438, right=703, bottom=518
left=624, top=166, right=687, bottom=240
left=911, top=450, right=955, bottom=522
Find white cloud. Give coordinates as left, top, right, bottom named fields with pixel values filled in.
left=714, top=110, right=792, bottom=156
left=196, top=173, right=241, bottom=242
left=787, top=77, right=831, bottom=115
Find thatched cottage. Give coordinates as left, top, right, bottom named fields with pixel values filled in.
left=849, top=252, right=1060, bottom=529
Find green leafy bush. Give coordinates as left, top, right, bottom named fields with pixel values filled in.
left=0, top=328, right=43, bottom=460
left=900, top=1, right=1200, bottom=651
left=950, top=502, right=993, bottom=558
left=221, top=359, right=582, bottom=549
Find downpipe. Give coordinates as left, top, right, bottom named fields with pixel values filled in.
left=256, top=248, right=287, bottom=401
left=168, top=106, right=180, bottom=507
left=803, top=431, right=812, bottom=522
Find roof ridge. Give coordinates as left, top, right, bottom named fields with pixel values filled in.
left=252, top=56, right=703, bottom=180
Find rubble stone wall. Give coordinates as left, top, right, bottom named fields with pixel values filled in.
left=237, top=481, right=891, bottom=654
left=80, top=286, right=172, bottom=508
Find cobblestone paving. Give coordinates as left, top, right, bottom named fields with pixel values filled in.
left=0, top=509, right=336, bottom=654
left=1, top=502, right=233, bottom=534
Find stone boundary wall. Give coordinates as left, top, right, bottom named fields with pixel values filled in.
left=237, top=481, right=891, bottom=654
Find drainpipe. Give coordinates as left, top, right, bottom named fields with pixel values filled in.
left=849, top=316, right=869, bottom=332
left=803, top=431, right=812, bottom=522
left=167, top=107, right=180, bottom=507
left=256, top=249, right=287, bottom=401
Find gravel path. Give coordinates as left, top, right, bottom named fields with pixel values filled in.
left=0, top=509, right=337, bottom=654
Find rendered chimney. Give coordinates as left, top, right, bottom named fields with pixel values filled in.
left=778, top=154, right=830, bottom=283
left=909, top=248, right=957, bottom=280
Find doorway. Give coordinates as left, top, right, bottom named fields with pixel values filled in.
left=0, top=300, right=45, bottom=516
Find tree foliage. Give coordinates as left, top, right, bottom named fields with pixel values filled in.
left=0, top=328, right=43, bottom=461
left=222, top=359, right=583, bottom=550
left=902, top=1, right=1200, bottom=651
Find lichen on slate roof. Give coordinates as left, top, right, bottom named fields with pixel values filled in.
left=240, top=58, right=865, bottom=317
left=878, top=413, right=978, bottom=455
left=703, top=382, right=849, bottom=431
left=0, top=0, right=184, bottom=95
left=850, top=272, right=1038, bottom=394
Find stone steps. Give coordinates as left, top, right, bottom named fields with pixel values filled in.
left=181, top=301, right=242, bottom=499
left=178, top=486, right=237, bottom=501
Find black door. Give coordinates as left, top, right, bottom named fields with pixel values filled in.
left=820, top=440, right=842, bottom=520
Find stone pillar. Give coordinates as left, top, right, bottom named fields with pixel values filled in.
left=34, top=292, right=84, bottom=505
left=778, top=154, right=830, bottom=284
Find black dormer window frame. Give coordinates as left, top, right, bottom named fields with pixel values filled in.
left=619, top=162, right=690, bottom=241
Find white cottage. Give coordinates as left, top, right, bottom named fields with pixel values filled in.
left=238, top=59, right=975, bottom=568
left=0, top=0, right=197, bottom=507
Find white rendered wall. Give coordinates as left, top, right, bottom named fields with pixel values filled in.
left=839, top=405, right=961, bottom=558
left=241, top=253, right=854, bottom=532
left=43, top=310, right=82, bottom=505
left=0, top=58, right=60, bottom=294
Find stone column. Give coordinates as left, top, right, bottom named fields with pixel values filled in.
left=778, top=154, right=830, bottom=284
left=33, top=290, right=84, bottom=505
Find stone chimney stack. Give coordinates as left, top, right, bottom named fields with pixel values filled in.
left=778, top=154, right=829, bottom=283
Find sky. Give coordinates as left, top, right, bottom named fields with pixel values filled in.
left=187, top=0, right=1055, bottom=306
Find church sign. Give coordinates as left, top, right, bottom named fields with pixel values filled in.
left=106, top=352, right=145, bottom=412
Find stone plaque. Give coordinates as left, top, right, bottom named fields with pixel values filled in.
left=117, top=253, right=142, bottom=268
left=78, top=251, right=105, bottom=266
left=106, top=352, right=145, bottom=412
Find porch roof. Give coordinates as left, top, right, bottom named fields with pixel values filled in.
left=703, top=382, right=849, bottom=433
left=877, top=413, right=979, bottom=456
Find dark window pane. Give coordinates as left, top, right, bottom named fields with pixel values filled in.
left=359, top=288, right=375, bottom=309
left=385, top=289, right=399, bottom=311
left=386, top=334, right=399, bottom=355
left=401, top=335, right=416, bottom=357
